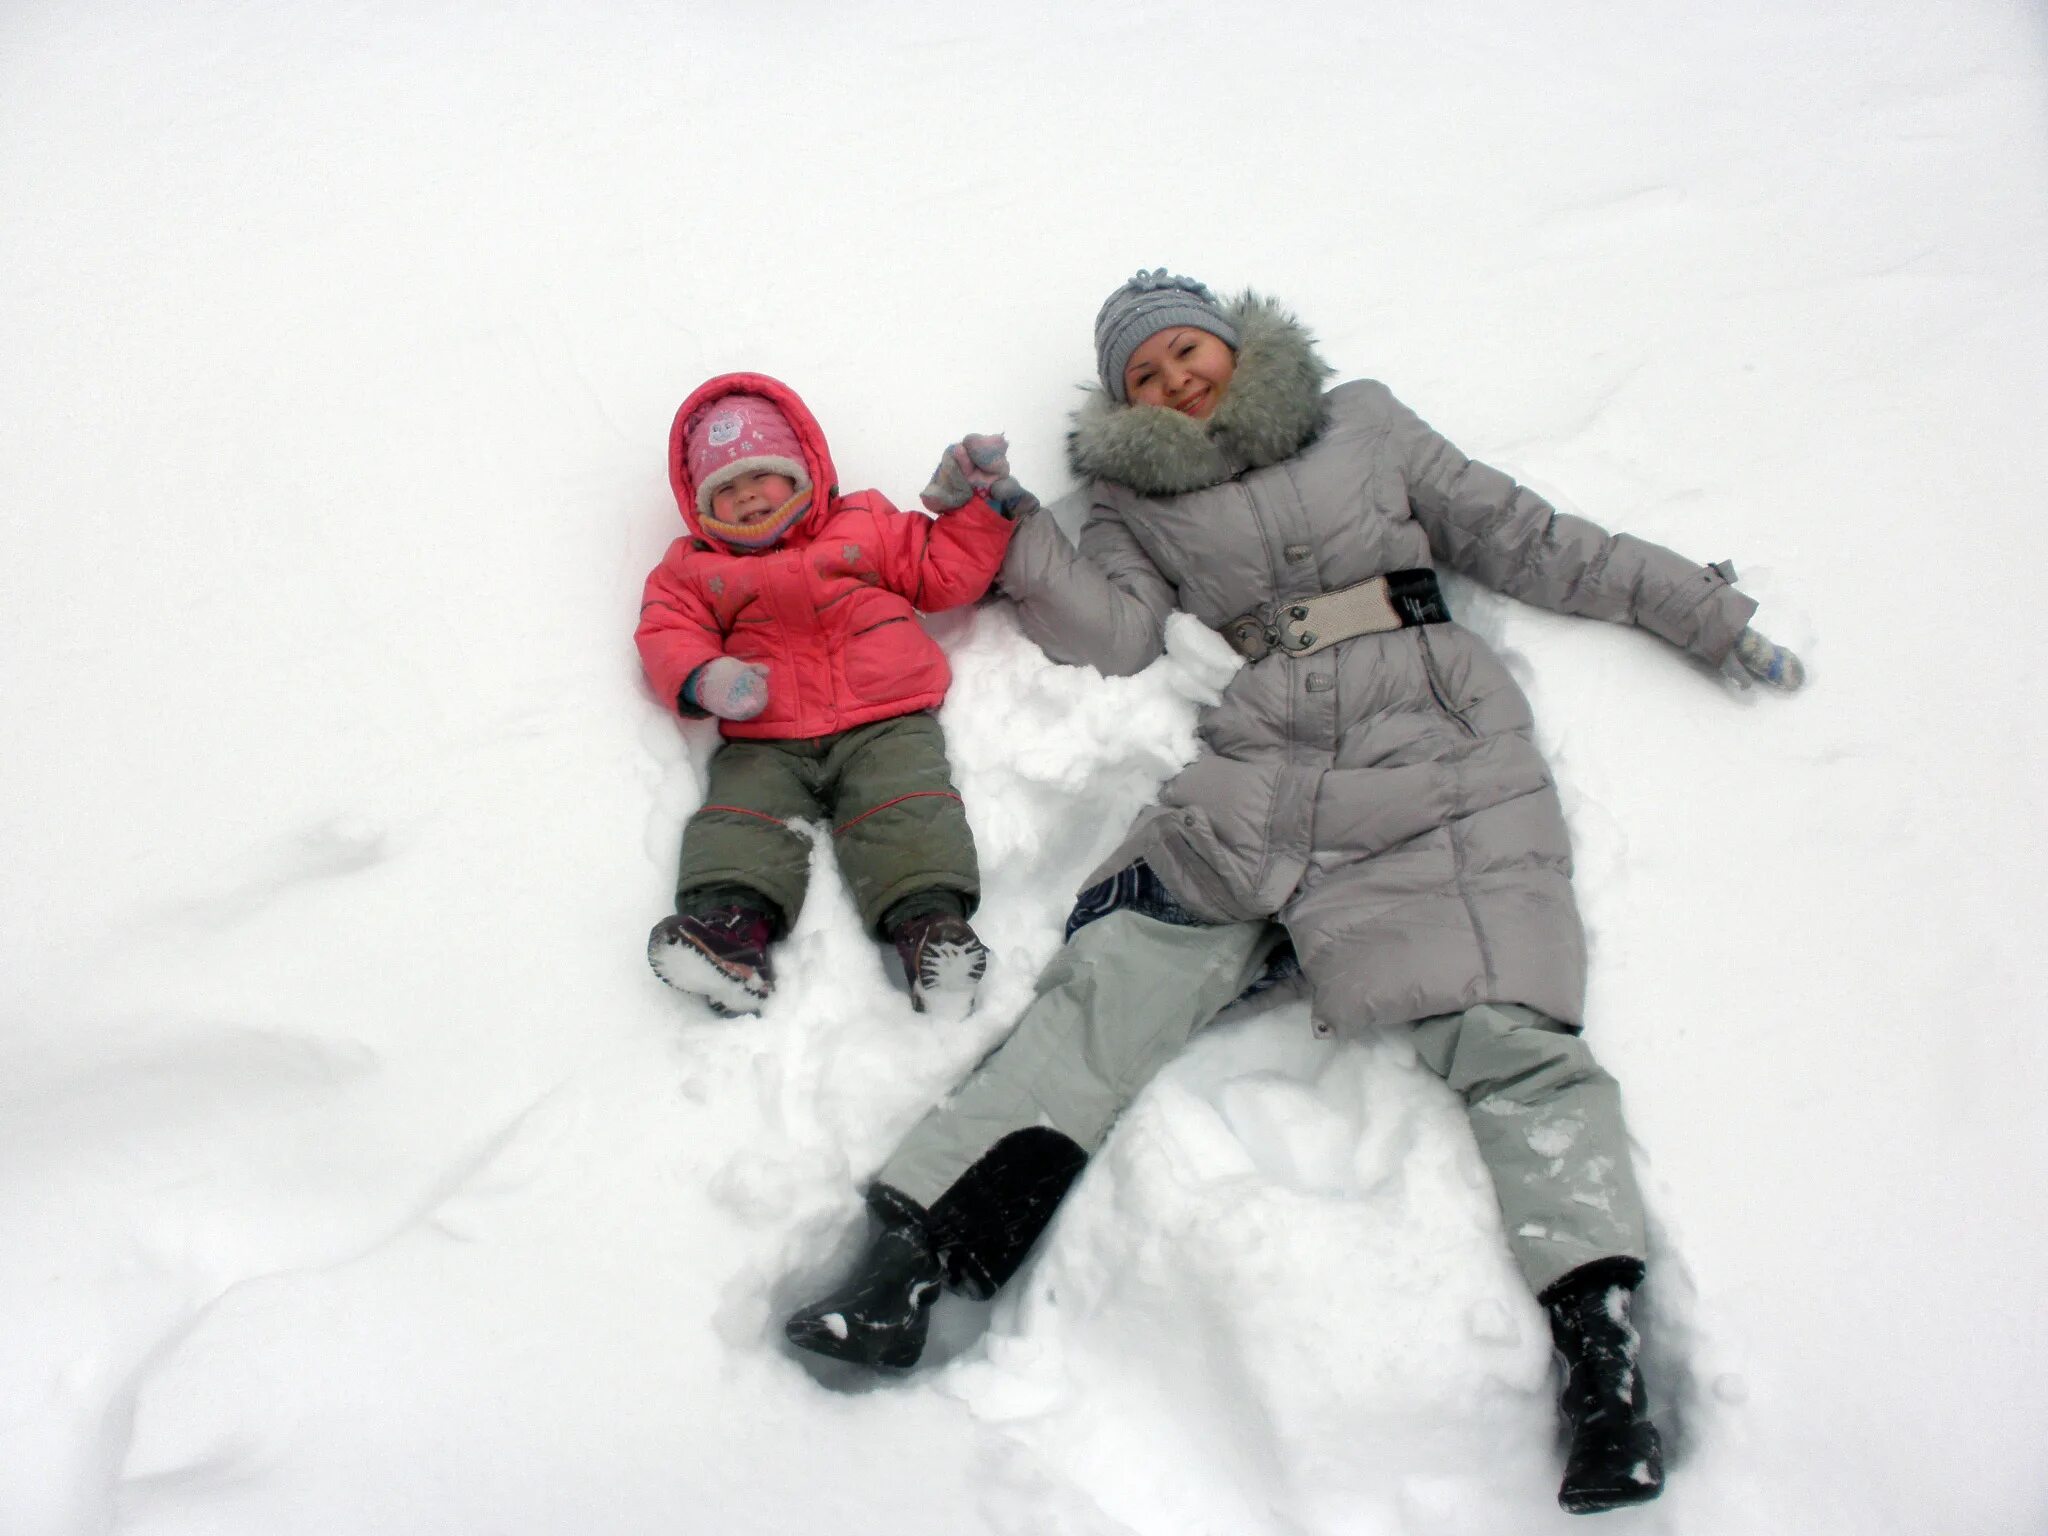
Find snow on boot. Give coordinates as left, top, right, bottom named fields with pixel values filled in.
left=647, top=906, right=776, bottom=1016
left=890, top=911, right=988, bottom=1018
left=783, top=1189, right=943, bottom=1369
left=1544, top=1261, right=1665, bottom=1515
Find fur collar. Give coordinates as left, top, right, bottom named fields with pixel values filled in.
left=1066, top=292, right=1334, bottom=497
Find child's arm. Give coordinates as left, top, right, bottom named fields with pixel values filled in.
left=635, top=552, right=733, bottom=717
left=861, top=487, right=1018, bottom=615
left=1384, top=386, right=1786, bottom=677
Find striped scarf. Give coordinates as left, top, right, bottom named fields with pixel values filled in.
left=700, top=488, right=812, bottom=551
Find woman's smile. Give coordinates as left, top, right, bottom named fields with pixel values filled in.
left=1123, top=326, right=1236, bottom=419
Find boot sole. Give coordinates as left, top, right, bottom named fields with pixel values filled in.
left=909, top=941, right=988, bottom=1019
left=649, top=935, right=771, bottom=1015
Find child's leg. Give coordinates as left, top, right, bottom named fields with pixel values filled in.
left=822, top=713, right=978, bottom=935
left=675, top=739, right=822, bottom=930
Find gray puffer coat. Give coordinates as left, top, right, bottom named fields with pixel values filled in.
left=999, top=293, right=1757, bottom=1033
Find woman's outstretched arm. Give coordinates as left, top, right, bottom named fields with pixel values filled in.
left=1384, top=386, right=1760, bottom=669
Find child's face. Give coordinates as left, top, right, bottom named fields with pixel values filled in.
left=1124, top=327, right=1236, bottom=419
left=711, top=470, right=799, bottom=526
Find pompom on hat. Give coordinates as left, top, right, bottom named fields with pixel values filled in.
left=1094, top=268, right=1240, bottom=402
left=683, top=393, right=812, bottom=520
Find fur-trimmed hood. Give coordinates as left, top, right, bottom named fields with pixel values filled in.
left=1066, top=292, right=1334, bottom=497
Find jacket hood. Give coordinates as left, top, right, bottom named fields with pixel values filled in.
left=669, top=372, right=839, bottom=546
left=1066, top=292, right=1334, bottom=497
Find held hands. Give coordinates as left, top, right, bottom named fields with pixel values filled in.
left=685, top=657, right=771, bottom=721
left=1727, top=626, right=1806, bottom=692
left=920, top=433, right=1041, bottom=520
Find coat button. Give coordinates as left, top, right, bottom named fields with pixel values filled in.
left=1285, top=544, right=1311, bottom=564
left=1306, top=673, right=1333, bottom=692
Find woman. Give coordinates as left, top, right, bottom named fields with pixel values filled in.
left=784, top=270, right=1803, bottom=1515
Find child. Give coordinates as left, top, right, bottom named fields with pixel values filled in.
left=636, top=373, right=1017, bottom=1017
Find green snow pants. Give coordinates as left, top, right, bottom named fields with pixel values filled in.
left=674, top=712, right=978, bottom=935
left=876, top=911, right=1649, bottom=1298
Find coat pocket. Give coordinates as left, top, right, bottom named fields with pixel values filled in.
left=842, top=600, right=949, bottom=705
left=1144, top=754, right=1285, bottom=922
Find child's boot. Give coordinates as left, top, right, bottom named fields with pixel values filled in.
left=648, top=904, right=776, bottom=1015
left=890, top=911, right=988, bottom=1018
left=1543, top=1259, right=1665, bottom=1514
left=783, top=1188, right=943, bottom=1368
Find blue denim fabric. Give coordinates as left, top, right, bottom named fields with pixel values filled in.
left=1063, top=861, right=1302, bottom=1001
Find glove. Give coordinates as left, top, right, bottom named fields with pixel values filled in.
left=684, top=657, right=771, bottom=720
left=983, top=474, right=1041, bottom=520
left=1727, top=626, right=1806, bottom=691
left=1161, top=611, right=1244, bottom=706
left=921, top=433, right=1021, bottom=513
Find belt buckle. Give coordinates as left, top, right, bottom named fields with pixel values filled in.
left=1223, top=613, right=1275, bottom=661
left=1276, top=601, right=1318, bottom=653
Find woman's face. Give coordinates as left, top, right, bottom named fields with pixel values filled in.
left=1123, top=327, right=1236, bottom=419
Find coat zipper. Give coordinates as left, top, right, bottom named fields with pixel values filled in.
left=1417, top=629, right=1478, bottom=738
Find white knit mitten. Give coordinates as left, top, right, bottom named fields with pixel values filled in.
left=686, top=657, right=771, bottom=720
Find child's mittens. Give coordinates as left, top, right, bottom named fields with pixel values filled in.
left=1727, top=626, right=1806, bottom=692
left=921, top=433, right=1016, bottom=513
left=685, top=657, right=771, bottom=720
left=956, top=435, right=1042, bottom=517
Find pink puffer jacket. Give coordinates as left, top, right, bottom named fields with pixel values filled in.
left=636, top=372, right=1015, bottom=740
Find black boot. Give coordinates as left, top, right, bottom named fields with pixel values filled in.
left=1543, top=1259, right=1665, bottom=1515
left=783, top=1188, right=943, bottom=1369
left=924, top=1127, right=1088, bottom=1298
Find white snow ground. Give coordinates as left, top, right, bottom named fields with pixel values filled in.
left=4, top=2, right=2046, bottom=1532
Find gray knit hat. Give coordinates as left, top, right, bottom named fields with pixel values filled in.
left=1094, top=268, right=1240, bottom=402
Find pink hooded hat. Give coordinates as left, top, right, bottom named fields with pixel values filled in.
left=683, top=393, right=812, bottom=520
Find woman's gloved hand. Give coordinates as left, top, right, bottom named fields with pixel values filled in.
left=1161, top=611, right=1245, bottom=706
left=684, top=657, right=771, bottom=720
left=921, top=433, right=1040, bottom=519
left=1727, top=626, right=1806, bottom=691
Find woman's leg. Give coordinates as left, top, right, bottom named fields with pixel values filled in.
left=1410, top=1001, right=1662, bottom=1512
left=1408, top=1001, right=1648, bottom=1294
left=876, top=907, right=1279, bottom=1292
left=786, top=905, right=1277, bottom=1367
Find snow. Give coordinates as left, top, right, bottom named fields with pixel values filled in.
left=3, top=1, right=2045, bottom=1532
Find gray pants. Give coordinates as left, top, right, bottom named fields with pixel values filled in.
left=877, top=912, right=1648, bottom=1297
